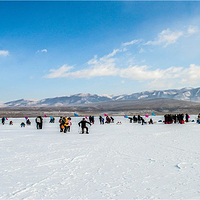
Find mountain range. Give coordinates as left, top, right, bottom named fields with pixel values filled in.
left=2, top=87, right=200, bottom=107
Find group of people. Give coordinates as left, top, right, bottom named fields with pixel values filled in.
left=99, top=116, right=114, bottom=124
left=2, top=113, right=200, bottom=132
left=164, top=114, right=190, bottom=124
left=59, top=117, right=92, bottom=134
left=106, top=116, right=114, bottom=123
left=89, top=116, right=95, bottom=124
left=59, top=117, right=72, bottom=133
left=128, top=115, right=149, bottom=125
left=21, top=119, right=32, bottom=127
left=2, top=117, right=16, bottom=126
left=128, top=115, right=144, bottom=124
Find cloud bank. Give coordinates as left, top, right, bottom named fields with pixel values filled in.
left=45, top=25, right=200, bottom=89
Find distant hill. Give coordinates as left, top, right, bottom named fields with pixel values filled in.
left=3, top=87, right=200, bottom=107
left=1, top=98, right=200, bottom=117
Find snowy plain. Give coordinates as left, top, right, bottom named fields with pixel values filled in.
left=1, top=116, right=200, bottom=199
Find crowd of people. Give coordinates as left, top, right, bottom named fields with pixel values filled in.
left=163, top=113, right=190, bottom=124
left=1, top=113, right=200, bottom=133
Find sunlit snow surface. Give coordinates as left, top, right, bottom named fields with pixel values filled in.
left=1, top=116, right=200, bottom=199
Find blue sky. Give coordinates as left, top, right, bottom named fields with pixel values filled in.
left=1, top=1, right=200, bottom=102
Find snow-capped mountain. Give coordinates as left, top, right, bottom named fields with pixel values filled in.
left=3, top=87, right=200, bottom=107
left=4, top=99, right=38, bottom=107
left=112, top=87, right=196, bottom=101
left=4, top=93, right=113, bottom=107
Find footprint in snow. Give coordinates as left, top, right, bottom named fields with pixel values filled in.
left=148, top=159, right=156, bottom=164
left=175, top=162, right=189, bottom=170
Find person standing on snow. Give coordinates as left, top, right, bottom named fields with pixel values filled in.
left=39, top=116, right=43, bottom=129
left=141, top=117, right=145, bottom=125
left=2, top=117, right=5, bottom=125
left=99, top=116, right=102, bottom=124
left=67, top=117, right=72, bottom=132
left=35, top=116, right=43, bottom=129
left=92, top=116, right=95, bottom=124
left=89, top=116, right=93, bottom=124
left=78, top=118, right=91, bottom=134
left=35, top=116, right=41, bottom=129
left=133, top=115, right=137, bottom=123
left=63, top=117, right=69, bottom=133
left=138, top=115, right=141, bottom=123
left=59, top=117, right=64, bottom=132
left=99, top=116, right=104, bottom=124
left=185, top=113, right=189, bottom=122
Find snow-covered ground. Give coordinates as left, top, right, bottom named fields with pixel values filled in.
left=1, top=116, right=200, bottom=199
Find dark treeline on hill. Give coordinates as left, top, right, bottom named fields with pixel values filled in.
left=1, top=99, right=200, bottom=118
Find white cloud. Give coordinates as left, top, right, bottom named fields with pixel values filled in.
left=41, top=49, right=47, bottom=53
left=187, top=26, right=199, bottom=35
left=148, top=64, right=200, bottom=89
left=45, top=49, right=120, bottom=79
left=145, top=29, right=183, bottom=47
left=44, top=65, right=73, bottom=78
left=122, top=40, right=138, bottom=46
left=45, top=59, right=182, bottom=82
left=182, top=64, right=200, bottom=84
left=139, top=48, right=145, bottom=53
left=0, top=50, right=9, bottom=56
left=44, top=44, right=185, bottom=82
left=119, top=65, right=183, bottom=81
left=45, top=60, right=200, bottom=89
left=103, top=48, right=120, bottom=58
left=37, top=49, right=48, bottom=53
left=44, top=26, right=200, bottom=89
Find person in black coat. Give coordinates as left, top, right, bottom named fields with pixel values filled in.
left=138, top=115, right=141, bottom=123
left=2, top=117, right=5, bottom=125
left=141, top=117, right=145, bottom=125
left=133, top=115, right=137, bottom=123
left=26, top=119, right=31, bottom=125
left=89, top=116, right=93, bottom=124
left=78, top=118, right=91, bottom=134
left=185, top=113, right=189, bottom=122
left=99, top=116, right=104, bottom=124
left=39, top=116, right=43, bottom=129
left=35, top=116, right=43, bottom=129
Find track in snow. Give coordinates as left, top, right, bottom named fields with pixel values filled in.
left=1, top=116, right=200, bottom=199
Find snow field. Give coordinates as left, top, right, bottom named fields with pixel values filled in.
left=1, top=116, right=200, bottom=199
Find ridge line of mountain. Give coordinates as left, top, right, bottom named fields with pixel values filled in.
left=2, top=87, right=200, bottom=107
